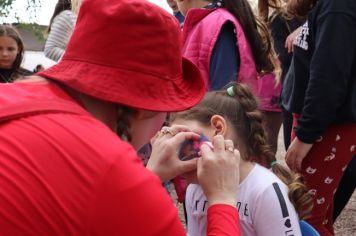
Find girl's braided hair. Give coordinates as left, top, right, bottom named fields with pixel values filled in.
left=171, top=82, right=312, bottom=219
left=116, top=105, right=134, bottom=142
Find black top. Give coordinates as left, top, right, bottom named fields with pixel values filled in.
left=0, top=68, right=32, bottom=83
left=0, top=68, right=15, bottom=83
left=269, top=13, right=304, bottom=81
left=282, top=0, right=356, bottom=143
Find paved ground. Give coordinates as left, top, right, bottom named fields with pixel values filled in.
left=172, top=127, right=356, bottom=235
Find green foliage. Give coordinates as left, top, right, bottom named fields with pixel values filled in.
left=0, top=0, right=41, bottom=22
left=0, top=0, right=44, bottom=41
left=0, top=0, right=14, bottom=17
left=19, top=23, right=46, bottom=41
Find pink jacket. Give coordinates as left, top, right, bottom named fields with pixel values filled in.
left=182, top=7, right=257, bottom=91
left=182, top=7, right=281, bottom=112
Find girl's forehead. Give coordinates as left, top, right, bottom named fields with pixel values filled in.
left=0, top=36, right=17, bottom=45
left=171, top=118, right=207, bottom=131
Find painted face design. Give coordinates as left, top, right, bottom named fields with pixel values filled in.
left=178, top=134, right=212, bottom=161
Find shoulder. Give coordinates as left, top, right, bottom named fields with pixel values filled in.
left=206, top=8, right=238, bottom=24
left=315, top=0, right=356, bottom=19
left=243, top=164, right=287, bottom=191
left=53, top=10, right=76, bottom=25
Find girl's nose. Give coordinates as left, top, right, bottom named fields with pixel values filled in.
left=0, top=50, right=8, bottom=56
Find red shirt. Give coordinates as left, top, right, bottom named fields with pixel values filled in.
left=0, top=81, right=240, bottom=236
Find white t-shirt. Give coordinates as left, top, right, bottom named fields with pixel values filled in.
left=186, top=164, right=302, bottom=236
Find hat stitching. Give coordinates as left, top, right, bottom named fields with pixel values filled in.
left=62, top=57, right=182, bottom=81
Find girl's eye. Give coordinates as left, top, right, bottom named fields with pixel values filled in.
left=7, top=47, right=16, bottom=51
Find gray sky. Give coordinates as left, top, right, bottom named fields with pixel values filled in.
left=3, top=0, right=172, bottom=25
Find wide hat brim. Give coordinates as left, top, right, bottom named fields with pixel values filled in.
left=39, top=57, right=205, bottom=112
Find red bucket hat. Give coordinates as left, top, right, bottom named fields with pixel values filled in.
left=39, top=0, right=205, bottom=112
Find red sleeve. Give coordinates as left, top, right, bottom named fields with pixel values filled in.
left=87, top=146, right=186, bottom=236
left=207, top=204, right=240, bottom=236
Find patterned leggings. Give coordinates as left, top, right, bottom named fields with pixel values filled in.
left=292, top=122, right=356, bottom=236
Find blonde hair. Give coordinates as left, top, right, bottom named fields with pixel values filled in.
left=71, top=0, right=82, bottom=15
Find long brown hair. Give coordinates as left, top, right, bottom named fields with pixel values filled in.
left=286, top=0, right=317, bottom=19
left=48, top=0, right=72, bottom=33
left=171, top=82, right=313, bottom=219
left=258, top=0, right=283, bottom=21
left=220, top=0, right=276, bottom=74
left=257, top=0, right=317, bottom=21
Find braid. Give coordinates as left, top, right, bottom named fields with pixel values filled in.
left=172, top=82, right=313, bottom=219
left=233, top=84, right=275, bottom=167
left=233, top=84, right=313, bottom=219
left=116, top=105, right=134, bottom=142
left=272, top=165, right=314, bottom=219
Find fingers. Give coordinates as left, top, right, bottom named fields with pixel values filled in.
left=285, top=148, right=299, bottom=172
left=233, top=149, right=241, bottom=165
left=197, top=137, right=240, bottom=207
left=171, top=131, right=200, bottom=147
left=160, top=125, right=193, bottom=136
left=285, top=37, right=293, bottom=53
left=156, top=125, right=199, bottom=141
left=224, top=139, right=234, bottom=153
left=212, top=135, right=225, bottom=153
left=177, top=158, right=198, bottom=176
left=285, top=150, right=294, bottom=171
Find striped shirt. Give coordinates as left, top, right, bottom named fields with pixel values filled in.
left=44, top=10, right=77, bottom=62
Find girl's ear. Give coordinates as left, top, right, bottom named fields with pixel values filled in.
left=210, top=115, right=227, bottom=136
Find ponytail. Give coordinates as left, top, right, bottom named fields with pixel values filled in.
left=231, top=83, right=313, bottom=219
left=116, top=105, right=135, bottom=142
left=271, top=163, right=313, bottom=219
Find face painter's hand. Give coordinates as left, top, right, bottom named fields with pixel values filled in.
left=147, top=125, right=200, bottom=182
left=197, top=135, right=240, bottom=207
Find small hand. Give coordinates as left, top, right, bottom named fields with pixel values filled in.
left=147, top=125, right=200, bottom=182
left=285, top=137, right=313, bottom=172
left=285, top=26, right=302, bottom=53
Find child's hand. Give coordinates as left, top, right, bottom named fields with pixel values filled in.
left=197, top=135, right=240, bottom=207
left=285, top=137, right=313, bottom=172
left=147, top=125, right=200, bottom=182
left=285, top=26, right=302, bottom=53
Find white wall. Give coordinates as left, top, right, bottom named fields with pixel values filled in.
left=22, top=51, right=56, bottom=71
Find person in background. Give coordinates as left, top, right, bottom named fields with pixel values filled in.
left=258, top=0, right=306, bottom=150
left=0, top=24, right=31, bottom=83
left=0, top=0, right=242, bottom=235
left=44, top=0, right=81, bottom=62
left=176, top=0, right=282, bottom=155
left=171, top=82, right=312, bottom=236
left=283, top=0, right=356, bottom=234
left=167, top=0, right=185, bottom=26
left=33, top=64, right=45, bottom=73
